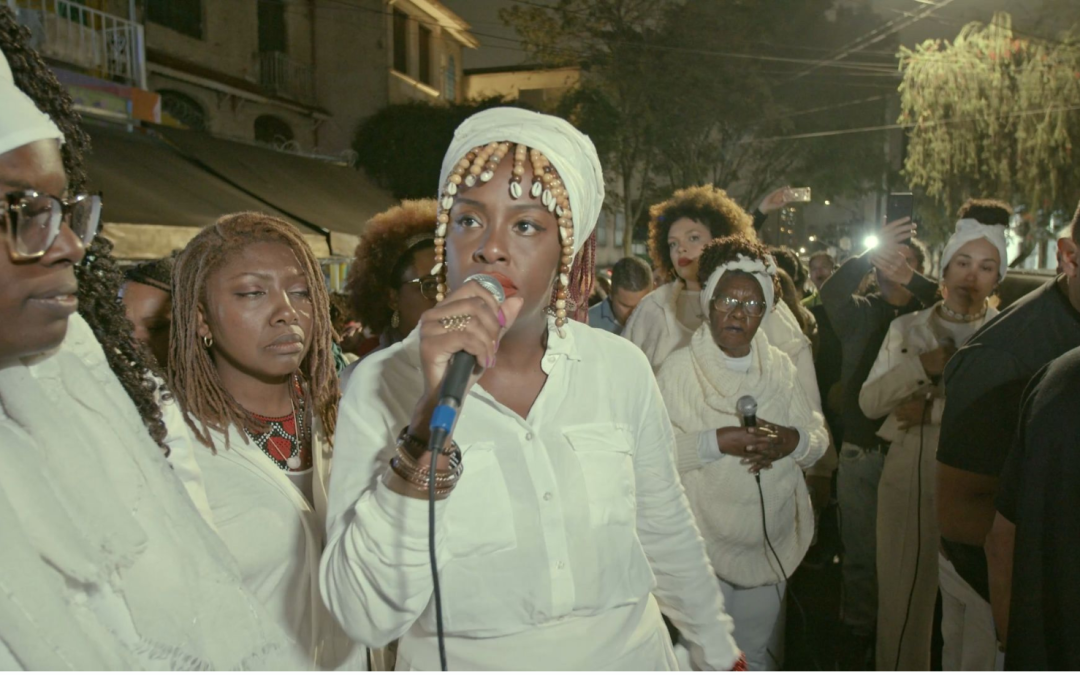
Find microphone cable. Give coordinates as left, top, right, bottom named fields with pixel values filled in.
left=893, top=392, right=933, bottom=670
left=756, top=470, right=821, bottom=670
left=428, top=441, right=448, bottom=670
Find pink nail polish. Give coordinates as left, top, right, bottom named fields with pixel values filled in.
left=498, top=309, right=506, bottom=327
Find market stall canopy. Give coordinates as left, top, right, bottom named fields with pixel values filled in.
left=156, top=126, right=394, bottom=255
left=83, top=121, right=330, bottom=258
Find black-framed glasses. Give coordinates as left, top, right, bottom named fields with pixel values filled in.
left=2, top=190, right=102, bottom=260
left=712, top=295, right=767, bottom=318
left=404, top=275, right=440, bottom=300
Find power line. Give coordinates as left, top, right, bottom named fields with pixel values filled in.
left=788, top=0, right=961, bottom=82
left=742, top=102, right=1080, bottom=143
left=271, top=0, right=907, bottom=73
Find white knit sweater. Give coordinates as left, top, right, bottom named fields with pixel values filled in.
left=657, top=324, right=827, bottom=588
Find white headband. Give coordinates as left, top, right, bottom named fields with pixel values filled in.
left=0, top=48, right=63, bottom=157
left=941, top=218, right=1009, bottom=280
left=700, top=254, right=778, bottom=317
left=437, top=107, right=604, bottom=256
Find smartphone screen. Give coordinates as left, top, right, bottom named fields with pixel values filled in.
left=886, top=193, right=914, bottom=244
left=785, top=187, right=812, bottom=203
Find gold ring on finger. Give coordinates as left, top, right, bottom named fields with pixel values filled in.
left=439, top=314, right=472, bottom=332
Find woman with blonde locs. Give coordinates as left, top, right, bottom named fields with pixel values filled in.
left=168, top=212, right=363, bottom=668
left=322, top=108, right=744, bottom=670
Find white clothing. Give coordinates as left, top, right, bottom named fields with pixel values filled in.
left=0, top=314, right=307, bottom=670
left=158, top=391, right=217, bottom=528
left=942, top=219, right=1009, bottom=280
left=437, top=107, right=604, bottom=256
left=700, top=254, right=779, bottom=315
left=656, top=326, right=827, bottom=588
left=0, top=48, right=62, bottom=155
left=176, top=418, right=364, bottom=669
left=719, top=578, right=786, bottom=671
left=624, top=281, right=822, bottom=414
left=939, top=553, right=999, bottom=671
left=321, top=318, right=740, bottom=670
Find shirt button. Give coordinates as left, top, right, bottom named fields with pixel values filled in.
left=543, top=492, right=553, bottom=501
left=525, top=432, right=534, bottom=441
left=557, top=561, right=566, bottom=570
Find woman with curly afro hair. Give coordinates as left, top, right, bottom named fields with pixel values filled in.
left=342, top=199, right=438, bottom=368
left=623, top=184, right=822, bottom=414
left=656, top=235, right=828, bottom=670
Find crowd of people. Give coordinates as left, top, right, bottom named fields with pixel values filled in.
left=3, top=7, right=1079, bottom=670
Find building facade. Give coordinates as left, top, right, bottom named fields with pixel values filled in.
left=10, top=0, right=477, bottom=157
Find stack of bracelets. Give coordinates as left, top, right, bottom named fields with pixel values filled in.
left=389, top=426, right=464, bottom=499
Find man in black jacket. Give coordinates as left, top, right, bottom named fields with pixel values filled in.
left=820, top=217, right=937, bottom=662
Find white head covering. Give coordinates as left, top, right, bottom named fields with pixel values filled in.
left=438, top=107, right=604, bottom=256
left=0, top=47, right=63, bottom=156
left=700, top=254, right=778, bottom=317
left=941, top=218, right=1009, bottom=280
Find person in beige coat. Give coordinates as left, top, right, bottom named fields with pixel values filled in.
left=859, top=218, right=1008, bottom=670
left=168, top=213, right=363, bottom=669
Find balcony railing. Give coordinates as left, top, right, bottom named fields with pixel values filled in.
left=259, top=50, right=315, bottom=104
left=13, top=0, right=145, bottom=87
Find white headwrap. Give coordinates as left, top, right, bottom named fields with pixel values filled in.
left=700, top=254, right=778, bottom=317
left=941, top=218, right=1009, bottom=280
left=0, top=48, right=63, bottom=156
left=437, top=107, right=604, bottom=256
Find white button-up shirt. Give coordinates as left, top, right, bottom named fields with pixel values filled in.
left=321, top=319, right=739, bottom=670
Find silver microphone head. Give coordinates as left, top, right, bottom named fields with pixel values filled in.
left=463, top=273, right=506, bottom=305
left=736, top=395, right=758, bottom=418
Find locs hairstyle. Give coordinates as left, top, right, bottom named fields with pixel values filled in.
left=169, top=212, right=339, bottom=450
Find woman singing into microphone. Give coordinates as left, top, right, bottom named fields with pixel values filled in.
left=656, top=236, right=828, bottom=670
left=321, top=108, right=742, bottom=670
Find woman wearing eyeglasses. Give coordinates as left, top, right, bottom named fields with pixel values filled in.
left=342, top=200, right=438, bottom=373
left=656, top=235, right=828, bottom=670
left=0, top=30, right=309, bottom=670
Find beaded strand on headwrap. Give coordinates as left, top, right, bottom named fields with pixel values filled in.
left=432, top=141, right=584, bottom=335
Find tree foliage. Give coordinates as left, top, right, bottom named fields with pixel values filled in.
left=353, top=97, right=528, bottom=200
left=502, top=0, right=893, bottom=255
left=899, top=12, right=1080, bottom=245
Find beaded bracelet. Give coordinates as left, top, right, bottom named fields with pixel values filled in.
left=390, top=431, right=464, bottom=493
left=390, top=455, right=462, bottom=490
left=397, top=426, right=457, bottom=459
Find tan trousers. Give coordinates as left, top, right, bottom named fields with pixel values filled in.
left=875, top=430, right=939, bottom=671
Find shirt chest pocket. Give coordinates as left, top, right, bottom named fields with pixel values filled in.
left=564, top=423, right=636, bottom=527
left=445, top=443, right=518, bottom=558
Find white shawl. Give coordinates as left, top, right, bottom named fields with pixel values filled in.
left=0, top=315, right=309, bottom=670
left=656, top=325, right=827, bottom=587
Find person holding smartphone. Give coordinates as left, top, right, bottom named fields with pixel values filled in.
left=819, top=215, right=938, bottom=666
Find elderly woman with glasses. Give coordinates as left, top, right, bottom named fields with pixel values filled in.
left=342, top=200, right=439, bottom=370
left=657, top=235, right=828, bottom=670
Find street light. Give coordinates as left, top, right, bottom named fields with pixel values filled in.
left=799, top=247, right=807, bottom=254
left=824, top=200, right=831, bottom=206
left=808, top=235, right=816, bottom=242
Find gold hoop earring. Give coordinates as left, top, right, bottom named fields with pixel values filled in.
left=202, top=335, right=213, bottom=348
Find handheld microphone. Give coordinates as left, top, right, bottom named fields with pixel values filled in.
left=737, top=395, right=758, bottom=428
left=429, top=274, right=505, bottom=451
